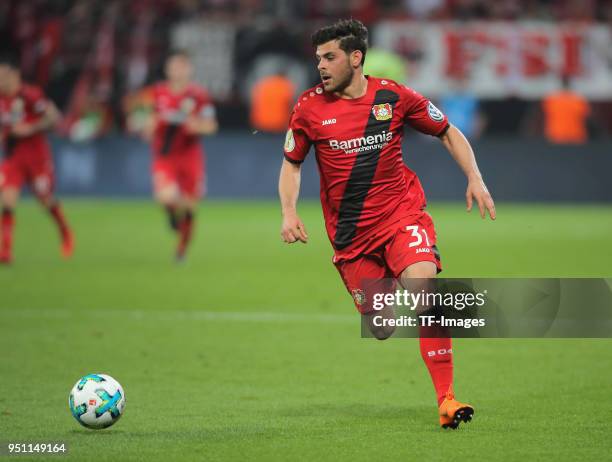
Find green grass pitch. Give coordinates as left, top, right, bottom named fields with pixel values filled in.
left=1, top=200, right=611, bottom=461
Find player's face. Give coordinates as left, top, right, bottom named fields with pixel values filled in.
left=316, top=40, right=355, bottom=93
left=0, top=65, right=18, bottom=94
left=165, top=55, right=193, bottom=84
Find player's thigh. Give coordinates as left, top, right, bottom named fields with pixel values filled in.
left=176, top=154, right=203, bottom=204
left=335, top=254, right=396, bottom=340
left=28, top=154, right=56, bottom=204
left=385, top=213, right=441, bottom=313
left=384, top=212, right=442, bottom=280
left=152, top=159, right=180, bottom=204
left=0, top=160, right=23, bottom=207
left=398, top=261, right=438, bottom=313
left=0, top=186, right=20, bottom=208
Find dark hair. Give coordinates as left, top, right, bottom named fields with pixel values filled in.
left=166, top=49, right=192, bottom=61
left=311, top=19, right=368, bottom=66
left=0, top=52, right=19, bottom=69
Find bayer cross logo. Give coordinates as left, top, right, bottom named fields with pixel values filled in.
left=372, top=103, right=393, bottom=121
left=351, top=289, right=366, bottom=306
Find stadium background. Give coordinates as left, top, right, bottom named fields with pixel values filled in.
left=1, top=1, right=611, bottom=460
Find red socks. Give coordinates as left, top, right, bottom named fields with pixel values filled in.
left=48, top=202, right=70, bottom=239
left=1, top=207, right=14, bottom=256
left=419, top=329, right=454, bottom=406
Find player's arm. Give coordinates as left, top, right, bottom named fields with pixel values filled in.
left=185, top=96, right=218, bottom=136
left=141, top=110, right=157, bottom=141
left=128, top=87, right=157, bottom=141
left=402, top=86, right=495, bottom=220
left=184, top=115, right=218, bottom=136
left=279, top=159, right=308, bottom=244
left=279, top=101, right=312, bottom=244
left=11, top=101, right=60, bottom=138
left=439, top=124, right=496, bottom=220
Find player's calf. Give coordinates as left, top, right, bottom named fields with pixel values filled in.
left=33, top=187, right=73, bottom=254
left=176, top=208, right=195, bottom=262
left=0, top=206, right=14, bottom=264
left=154, top=184, right=182, bottom=232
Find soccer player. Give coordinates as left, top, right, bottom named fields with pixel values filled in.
left=278, top=20, right=496, bottom=429
left=140, top=51, right=218, bottom=261
left=0, top=54, right=73, bottom=264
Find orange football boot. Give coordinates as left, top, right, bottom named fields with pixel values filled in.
left=439, top=384, right=474, bottom=429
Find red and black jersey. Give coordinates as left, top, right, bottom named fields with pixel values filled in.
left=150, top=82, right=215, bottom=158
left=283, top=76, right=449, bottom=261
left=0, top=84, right=52, bottom=159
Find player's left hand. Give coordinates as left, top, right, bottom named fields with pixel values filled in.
left=10, top=122, right=36, bottom=138
left=466, top=177, right=496, bottom=220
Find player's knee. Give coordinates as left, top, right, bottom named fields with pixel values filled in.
left=180, top=197, right=197, bottom=211
left=32, top=176, right=52, bottom=198
left=399, top=262, right=437, bottom=294
left=1, top=187, right=20, bottom=208
left=370, top=323, right=396, bottom=340
left=155, top=187, right=178, bottom=205
left=401, top=262, right=437, bottom=280
left=365, top=315, right=396, bottom=340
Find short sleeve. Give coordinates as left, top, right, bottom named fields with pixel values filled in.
left=196, top=90, right=216, bottom=119
left=283, top=104, right=312, bottom=164
left=401, top=86, right=449, bottom=137
left=27, top=86, right=49, bottom=115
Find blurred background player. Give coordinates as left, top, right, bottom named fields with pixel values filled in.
left=279, top=19, right=495, bottom=429
left=249, top=69, right=295, bottom=134
left=0, top=53, right=73, bottom=264
left=542, top=75, right=591, bottom=144
left=138, top=51, right=218, bottom=261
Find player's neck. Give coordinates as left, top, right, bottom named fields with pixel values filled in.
left=168, top=80, right=189, bottom=94
left=0, top=79, right=20, bottom=97
left=334, top=74, right=368, bottom=100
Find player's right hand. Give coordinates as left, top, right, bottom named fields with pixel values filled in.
left=10, top=122, right=36, bottom=138
left=281, top=212, right=308, bottom=244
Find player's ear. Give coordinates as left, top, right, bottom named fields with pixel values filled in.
left=351, top=50, right=363, bottom=69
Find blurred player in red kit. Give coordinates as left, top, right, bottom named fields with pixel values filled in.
left=140, top=51, right=218, bottom=261
left=0, top=54, right=73, bottom=264
left=278, top=20, right=496, bottom=428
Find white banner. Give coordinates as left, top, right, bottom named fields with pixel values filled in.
left=373, top=21, right=612, bottom=99
left=171, top=20, right=237, bottom=100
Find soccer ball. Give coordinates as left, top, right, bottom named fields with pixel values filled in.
left=69, top=374, right=126, bottom=429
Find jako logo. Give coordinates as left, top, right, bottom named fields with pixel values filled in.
left=322, top=118, right=336, bottom=125
left=329, top=131, right=393, bottom=153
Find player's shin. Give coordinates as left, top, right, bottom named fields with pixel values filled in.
left=400, top=273, right=453, bottom=406
left=417, top=296, right=454, bottom=406
left=48, top=201, right=70, bottom=236
left=165, top=204, right=180, bottom=231
left=47, top=201, right=74, bottom=258
left=1, top=207, right=14, bottom=261
left=419, top=328, right=453, bottom=406
left=176, top=210, right=195, bottom=259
